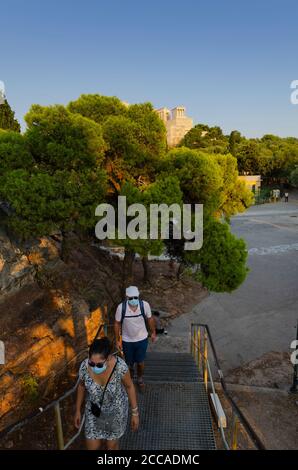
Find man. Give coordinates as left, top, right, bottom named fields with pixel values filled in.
left=285, top=192, right=289, bottom=202
left=114, top=286, right=156, bottom=391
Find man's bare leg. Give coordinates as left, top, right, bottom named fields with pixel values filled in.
left=137, top=362, right=145, bottom=391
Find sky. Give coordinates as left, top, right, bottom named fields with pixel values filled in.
left=1, top=0, right=298, bottom=137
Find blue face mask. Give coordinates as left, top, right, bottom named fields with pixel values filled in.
left=128, top=298, right=139, bottom=307
left=92, top=364, right=107, bottom=375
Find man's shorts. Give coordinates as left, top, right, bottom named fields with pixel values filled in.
left=122, top=338, right=148, bottom=366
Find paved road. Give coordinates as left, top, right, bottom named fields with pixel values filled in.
left=152, top=201, right=298, bottom=373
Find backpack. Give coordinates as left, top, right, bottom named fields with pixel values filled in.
left=120, top=299, right=148, bottom=331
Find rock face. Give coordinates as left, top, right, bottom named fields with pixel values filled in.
left=0, top=227, right=62, bottom=297
left=0, top=229, right=123, bottom=433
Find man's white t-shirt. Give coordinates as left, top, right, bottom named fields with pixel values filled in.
left=115, top=300, right=152, bottom=342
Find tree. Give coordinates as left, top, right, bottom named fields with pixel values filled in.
left=180, top=123, right=229, bottom=154
left=0, top=99, right=21, bottom=132
left=228, top=130, right=241, bottom=156
left=215, top=153, right=253, bottom=219
left=25, top=105, right=106, bottom=171
left=162, top=149, right=252, bottom=284
left=112, top=176, right=183, bottom=284
left=0, top=131, right=33, bottom=175
left=236, top=141, right=262, bottom=175
left=0, top=167, right=107, bottom=239
left=160, top=147, right=223, bottom=213
left=69, top=98, right=167, bottom=194
left=290, top=168, right=298, bottom=187
left=0, top=105, right=107, bottom=238
left=68, top=94, right=128, bottom=124
left=187, top=218, right=248, bottom=292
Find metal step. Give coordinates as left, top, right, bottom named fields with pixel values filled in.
left=143, top=352, right=200, bottom=382
left=120, top=382, right=216, bottom=450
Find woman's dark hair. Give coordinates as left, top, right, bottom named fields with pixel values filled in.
left=89, top=337, right=112, bottom=359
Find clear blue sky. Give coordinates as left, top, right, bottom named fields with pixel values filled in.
left=1, top=0, right=298, bottom=137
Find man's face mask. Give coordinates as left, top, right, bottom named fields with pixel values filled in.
left=128, top=297, right=139, bottom=307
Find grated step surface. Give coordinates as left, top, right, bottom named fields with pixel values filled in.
left=120, top=382, right=216, bottom=450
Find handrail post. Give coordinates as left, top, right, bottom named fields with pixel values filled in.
left=203, top=328, right=208, bottom=391
left=54, top=402, right=64, bottom=450
left=290, top=319, right=298, bottom=393
left=192, top=325, right=196, bottom=357
left=197, top=326, right=201, bottom=371
left=231, top=412, right=239, bottom=450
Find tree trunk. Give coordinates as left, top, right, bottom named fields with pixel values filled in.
left=123, top=248, right=135, bottom=288
left=142, top=255, right=150, bottom=283
left=177, top=262, right=184, bottom=280
left=169, top=258, right=175, bottom=277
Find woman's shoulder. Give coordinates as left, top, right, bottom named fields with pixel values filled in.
left=79, top=358, right=88, bottom=378
left=116, top=356, right=129, bottom=376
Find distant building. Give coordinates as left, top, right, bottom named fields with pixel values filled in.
left=239, top=175, right=261, bottom=193
left=156, top=106, right=193, bottom=147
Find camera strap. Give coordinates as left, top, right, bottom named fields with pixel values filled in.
left=98, top=357, right=118, bottom=409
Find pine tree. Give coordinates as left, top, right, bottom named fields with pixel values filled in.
left=0, top=99, right=21, bottom=132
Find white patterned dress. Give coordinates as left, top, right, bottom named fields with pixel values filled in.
left=79, top=356, right=129, bottom=440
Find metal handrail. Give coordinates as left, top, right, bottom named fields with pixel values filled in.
left=205, top=357, right=229, bottom=449
left=191, top=323, right=266, bottom=450
left=0, top=322, right=115, bottom=447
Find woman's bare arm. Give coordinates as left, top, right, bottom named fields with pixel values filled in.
left=122, top=371, right=137, bottom=409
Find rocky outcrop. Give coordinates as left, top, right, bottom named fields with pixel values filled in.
left=0, top=230, right=123, bottom=432
left=0, top=226, right=62, bottom=297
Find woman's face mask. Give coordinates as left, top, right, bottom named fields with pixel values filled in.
left=88, top=358, right=107, bottom=375
left=92, top=364, right=107, bottom=375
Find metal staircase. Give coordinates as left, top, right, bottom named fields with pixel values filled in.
left=0, top=323, right=265, bottom=450
left=120, top=352, right=216, bottom=450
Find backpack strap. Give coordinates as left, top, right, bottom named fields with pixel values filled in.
left=121, top=300, right=127, bottom=325
left=120, top=299, right=148, bottom=331
left=139, top=299, right=147, bottom=326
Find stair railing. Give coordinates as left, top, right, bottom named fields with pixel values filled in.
left=0, top=322, right=115, bottom=450
left=191, top=323, right=265, bottom=450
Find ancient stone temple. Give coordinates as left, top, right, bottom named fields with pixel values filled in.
left=156, top=106, right=193, bottom=147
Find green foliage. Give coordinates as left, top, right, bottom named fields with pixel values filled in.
left=103, top=112, right=165, bottom=191
left=0, top=99, right=21, bottom=132
left=67, top=94, right=128, bottom=124
left=228, top=130, right=241, bottom=156
left=0, top=93, right=253, bottom=293
left=215, top=153, right=253, bottom=219
left=179, top=123, right=229, bottom=154
left=181, top=125, right=298, bottom=180
left=22, top=374, right=39, bottom=402
left=290, top=168, right=298, bottom=187
left=1, top=168, right=106, bottom=237
left=160, top=147, right=223, bottom=213
left=25, top=105, right=106, bottom=171
left=187, top=218, right=248, bottom=292
left=126, top=102, right=167, bottom=159
left=0, top=132, right=33, bottom=175
left=113, top=176, right=183, bottom=259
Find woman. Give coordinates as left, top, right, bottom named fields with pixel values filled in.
left=74, top=337, right=139, bottom=450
